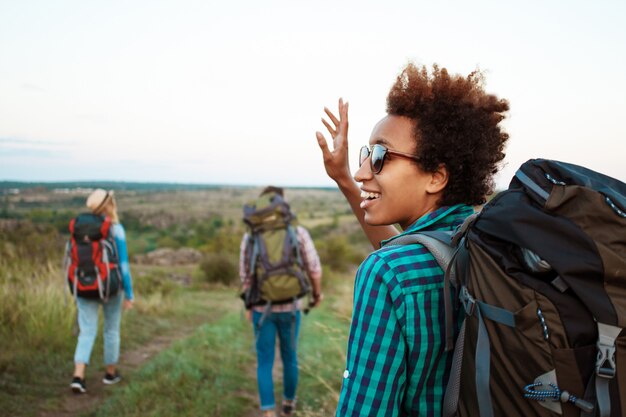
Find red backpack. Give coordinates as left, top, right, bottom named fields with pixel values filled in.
left=65, top=213, right=121, bottom=300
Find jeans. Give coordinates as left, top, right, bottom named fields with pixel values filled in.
left=252, top=310, right=301, bottom=411
left=74, top=293, right=123, bottom=366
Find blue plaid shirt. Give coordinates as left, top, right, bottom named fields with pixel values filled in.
left=336, top=205, right=474, bottom=417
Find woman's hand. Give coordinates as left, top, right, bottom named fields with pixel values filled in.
left=316, top=98, right=352, bottom=185
left=310, top=292, right=324, bottom=308
left=123, top=299, right=134, bottom=310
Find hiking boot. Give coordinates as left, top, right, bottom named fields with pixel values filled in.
left=102, top=371, right=122, bottom=385
left=280, top=399, right=296, bottom=417
left=70, top=377, right=86, bottom=394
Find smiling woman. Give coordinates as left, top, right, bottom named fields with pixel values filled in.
left=315, top=63, right=509, bottom=417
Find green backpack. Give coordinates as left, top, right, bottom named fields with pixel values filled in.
left=242, top=193, right=310, bottom=308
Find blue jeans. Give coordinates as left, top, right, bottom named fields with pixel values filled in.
left=74, top=293, right=123, bottom=366
left=252, top=310, right=301, bottom=411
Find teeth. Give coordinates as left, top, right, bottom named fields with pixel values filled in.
left=360, top=191, right=381, bottom=200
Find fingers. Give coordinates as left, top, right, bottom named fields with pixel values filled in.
left=316, top=131, right=331, bottom=157
left=340, top=100, right=349, bottom=123
left=321, top=118, right=336, bottom=137
left=324, top=106, right=340, bottom=127
left=318, top=98, right=349, bottom=155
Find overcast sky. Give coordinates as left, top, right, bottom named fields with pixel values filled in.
left=1, top=0, right=625, bottom=189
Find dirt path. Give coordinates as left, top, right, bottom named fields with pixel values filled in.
left=39, top=323, right=198, bottom=417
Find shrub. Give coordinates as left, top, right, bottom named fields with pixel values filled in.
left=133, top=269, right=178, bottom=297
left=198, top=253, right=238, bottom=286
left=0, top=219, right=64, bottom=263
left=201, top=226, right=242, bottom=255
left=316, top=235, right=363, bottom=272
left=156, top=235, right=181, bottom=249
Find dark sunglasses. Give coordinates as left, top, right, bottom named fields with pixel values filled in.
left=359, top=144, right=421, bottom=174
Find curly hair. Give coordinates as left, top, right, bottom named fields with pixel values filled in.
left=386, top=63, right=510, bottom=206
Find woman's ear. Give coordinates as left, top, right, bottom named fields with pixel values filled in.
left=426, top=164, right=449, bottom=194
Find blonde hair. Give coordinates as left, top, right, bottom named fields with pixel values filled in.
left=101, top=198, right=119, bottom=223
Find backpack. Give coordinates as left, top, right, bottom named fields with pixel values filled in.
left=383, top=159, right=626, bottom=417
left=241, top=193, right=310, bottom=308
left=64, top=213, right=121, bottom=301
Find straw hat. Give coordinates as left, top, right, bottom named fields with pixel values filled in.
left=86, top=189, right=114, bottom=214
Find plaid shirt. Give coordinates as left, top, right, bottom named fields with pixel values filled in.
left=239, top=225, right=322, bottom=312
left=336, top=205, right=474, bottom=417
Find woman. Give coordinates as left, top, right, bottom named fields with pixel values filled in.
left=316, top=64, right=509, bottom=416
left=70, top=188, right=134, bottom=394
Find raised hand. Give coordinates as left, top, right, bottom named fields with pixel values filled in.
left=315, top=98, right=351, bottom=185
left=314, top=97, right=399, bottom=248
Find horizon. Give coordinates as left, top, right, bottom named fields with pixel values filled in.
left=0, top=179, right=340, bottom=191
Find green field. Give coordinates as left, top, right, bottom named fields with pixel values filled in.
left=0, top=184, right=366, bottom=417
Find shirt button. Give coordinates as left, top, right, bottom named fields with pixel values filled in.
left=343, top=369, right=350, bottom=379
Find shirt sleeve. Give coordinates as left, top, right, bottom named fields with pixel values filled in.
left=336, top=253, right=406, bottom=417
left=296, top=226, right=322, bottom=282
left=113, top=223, right=133, bottom=300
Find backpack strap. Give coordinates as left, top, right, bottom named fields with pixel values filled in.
left=248, top=233, right=260, bottom=276
left=443, top=284, right=517, bottom=417
left=383, top=231, right=455, bottom=272
left=383, top=231, right=460, bottom=350
left=286, top=225, right=303, bottom=267
left=101, top=239, right=114, bottom=302
left=515, top=168, right=550, bottom=202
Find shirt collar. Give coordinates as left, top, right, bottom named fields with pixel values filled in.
left=380, top=204, right=473, bottom=247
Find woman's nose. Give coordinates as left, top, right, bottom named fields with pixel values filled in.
left=354, top=157, right=373, bottom=183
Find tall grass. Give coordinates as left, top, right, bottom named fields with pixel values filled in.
left=0, top=261, right=74, bottom=353
left=0, top=254, right=77, bottom=417
left=0, top=219, right=232, bottom=417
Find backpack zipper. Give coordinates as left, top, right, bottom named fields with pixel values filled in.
left=544, top=172, right=566, bottom=186
left=606, top=196, right=626, bottom=218
left=537, top=307, right=549, bottom=341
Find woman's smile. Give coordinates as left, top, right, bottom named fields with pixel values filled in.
left=360, top=189, right=381, bottom=209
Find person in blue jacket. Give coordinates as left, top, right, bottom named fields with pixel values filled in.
left=70, top=188, right=134, bottom=394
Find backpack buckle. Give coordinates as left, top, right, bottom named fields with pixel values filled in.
left=595, top=322, right=622, bottom=379
left=460, top=286, right=476, bottom=316
left=596, top=343, right=616, bottom=379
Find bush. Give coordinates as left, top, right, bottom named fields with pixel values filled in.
left=201, top=226, right=242, bottom=254
left=133, top=269, right=178, bottom=297
left=0, top=219, right=65, bottom=263
left=156, top=235, right=181, bottom=249
left=198, top=253, right=238, bottom=286
left=316, top=235, right=363, bottom=272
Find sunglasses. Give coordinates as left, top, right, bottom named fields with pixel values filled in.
left=359, top=144, right=421, bottom=174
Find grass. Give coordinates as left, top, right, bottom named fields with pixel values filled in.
left=0, top=254, right=357, bottom=417
left=82, top=281, right=353, bottom=417
left=87, top=312, right=257, bottom=417
left=0, top=261, right=238, bottom=417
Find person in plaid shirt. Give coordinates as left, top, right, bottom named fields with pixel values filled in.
left=239, top=186, right=323, bottom=417
left=315, top=63, right=510, bottom=416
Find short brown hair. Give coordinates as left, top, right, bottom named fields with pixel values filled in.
left=259, top=186, right=284, bottom=197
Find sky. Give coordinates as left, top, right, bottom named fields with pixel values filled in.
left=1, top=0, right=625, bottom=189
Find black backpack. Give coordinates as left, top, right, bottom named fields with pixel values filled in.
left=241, top=193, right=310, bottom=309
left=65, top=213, right=121, bottom=300
left=384, top=159, right=626, bottom=417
